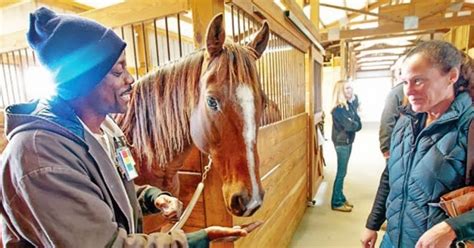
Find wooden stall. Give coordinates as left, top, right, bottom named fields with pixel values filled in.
left=0, top=0, right=326, bottom=246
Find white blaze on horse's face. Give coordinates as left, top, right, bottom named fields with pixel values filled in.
left=236, top=84, right=262, bottom=216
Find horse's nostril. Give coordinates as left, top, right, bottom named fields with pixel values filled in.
left=230, top=193, right=247, bottom=215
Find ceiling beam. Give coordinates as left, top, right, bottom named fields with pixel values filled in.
left=323, top=0, right=391, bottom=30
left=356, top=68, right=391, bottom=72
left=0, top=0, right=25, bottom=8
left=320, top=3, right=402, bottom=24
left=357, top=53, right=401, bottom=58
left=37, top=0, right=93, bottom=13
left=349, top=29, right=446, bottom=43
left=321, top=13, right=470, bottom=41
left=354, top=44, right=415, bottom=53
left=358, top=61, right=396, bottom=66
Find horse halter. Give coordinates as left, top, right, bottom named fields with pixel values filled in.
left=169, top=155, right=212, bottom=231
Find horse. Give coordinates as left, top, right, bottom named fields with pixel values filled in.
left=117, top=14, right=270, bottom=217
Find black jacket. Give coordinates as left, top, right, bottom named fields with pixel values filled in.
left=331, top=101, right=362, bottom=146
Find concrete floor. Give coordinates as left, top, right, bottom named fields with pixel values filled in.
left=290, top=122, right=386, bottom=248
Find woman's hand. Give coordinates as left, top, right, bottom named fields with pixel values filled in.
left=360, top=228, right=378, bottom=248
left=415, top=221, right=456, bottom=248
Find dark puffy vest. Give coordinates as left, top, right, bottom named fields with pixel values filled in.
left=385, top=93, right=473, bottom=247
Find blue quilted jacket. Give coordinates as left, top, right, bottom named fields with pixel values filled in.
left=385, top=92, right=474, bottom=247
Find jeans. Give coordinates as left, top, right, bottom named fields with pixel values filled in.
left=380, top=234, right=394, bottom=248
left=331, top=144, right=352, bottom=208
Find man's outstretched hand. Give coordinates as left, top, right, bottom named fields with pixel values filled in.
left=206, top=221, right=264, bottom=242
left=154, top=194, right=183, bottom=221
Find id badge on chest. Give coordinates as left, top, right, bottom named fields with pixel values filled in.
left=114, top=136, right=138, bottom=181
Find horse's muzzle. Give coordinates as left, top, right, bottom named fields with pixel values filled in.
left=230, top=191, right=264, bottom=217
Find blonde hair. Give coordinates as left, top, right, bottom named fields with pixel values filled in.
left=332, top=80, right=350, bottom=108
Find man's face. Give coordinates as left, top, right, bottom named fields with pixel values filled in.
left=88, top=52, right=134, bottom=114
left=400, top=54, right=457, bottom=113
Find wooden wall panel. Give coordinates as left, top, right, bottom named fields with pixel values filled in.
left=234, top=159, right=307, bottom=247
left=258, top=113, right=307, bottom=176
left=232, top=114, right=308, bottom=248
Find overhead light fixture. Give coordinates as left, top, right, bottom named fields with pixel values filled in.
left=284, top=10, right=325, bottom=55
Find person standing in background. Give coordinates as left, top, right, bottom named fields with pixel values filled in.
left=330, top=80, right=362, bottom=212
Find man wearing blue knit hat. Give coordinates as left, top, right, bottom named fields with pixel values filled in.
left=0, top=7, right=247, bottom=247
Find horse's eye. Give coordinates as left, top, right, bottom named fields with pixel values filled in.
left=206, top=96, right=219, bottom=111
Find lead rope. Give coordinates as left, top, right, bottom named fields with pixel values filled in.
left=169, top=155, right=212, bottom=232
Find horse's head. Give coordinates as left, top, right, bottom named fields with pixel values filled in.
left=190, top=14, right=269, bottom=217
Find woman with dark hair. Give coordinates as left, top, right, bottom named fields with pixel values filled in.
left=330, top=80, right=362, bottom=212
left=361, top=41, right=474, bottom=248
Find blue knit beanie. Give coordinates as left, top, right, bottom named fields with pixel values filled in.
left=27, top=7, right=126, bottom=100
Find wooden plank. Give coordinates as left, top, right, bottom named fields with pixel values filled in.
left=320, top=3, right=402, bottom=24
left=191, top=0, right=224, bottom=48
left=281, top=0, right=321, bottom=41
left=234, top=167, right=307, bottom=247
left=38, top=0, right=93, bottom=13
left=259, top=125, right=307, bottom=176
left=323, top=0, right=390, bottom=31
left=230, top=0, right=309, bottom=52
left=310, top=0, right=319, bottom=29
left=354, top=44, right=415, bottom=54
left=256, top=177, right=307, bottom=248
left=257, top=113, right=307, bottom=175
left=305, top=45, right=315, bottom=201
left=0, top=0, right=24, bottom=8
left=258, top=112, right=307, bottom=142
left=81, top=0, right=189, bottom=28
left=233, top=140, right=307, bottom=229
left=321, top=14, right=474, bottom=41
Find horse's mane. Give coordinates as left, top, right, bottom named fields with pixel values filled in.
left=118, top=41, right=262, bottom=170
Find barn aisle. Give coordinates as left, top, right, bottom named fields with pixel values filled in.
left=290, top=122, right=386, bottom=247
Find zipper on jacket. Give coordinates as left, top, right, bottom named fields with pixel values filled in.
left=397, top=117, right=419, bottom=246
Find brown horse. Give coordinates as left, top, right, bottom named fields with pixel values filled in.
left=117, top=14, right=270, bottom=217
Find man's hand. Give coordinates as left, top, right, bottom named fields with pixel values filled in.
left=360, top=228, right=378, bottom=248
left=206, top=221, right=263, bottom=242
left=415, top=221, right=456, bottom=248
left=154, top=194, right=183, bottom=221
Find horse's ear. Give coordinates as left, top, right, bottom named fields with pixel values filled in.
left=247, top=21, right=270, bottom=59
left=206, top=14, right=225, bottom=57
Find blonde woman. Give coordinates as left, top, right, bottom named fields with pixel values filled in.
left=330, top=80, right=362, bottom=212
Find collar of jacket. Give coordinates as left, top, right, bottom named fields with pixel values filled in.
left=401, top=92, right=472, bottom=132
left=4, top=97, right=86, bottom=143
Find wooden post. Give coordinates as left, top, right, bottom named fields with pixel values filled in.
left=340, top=40, right=347, bottom=80
left=305, top=45, right=315, bottom=202
left=191, top=0, right=225, bottom=48
left=310, top=0, right=319, bottom=30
